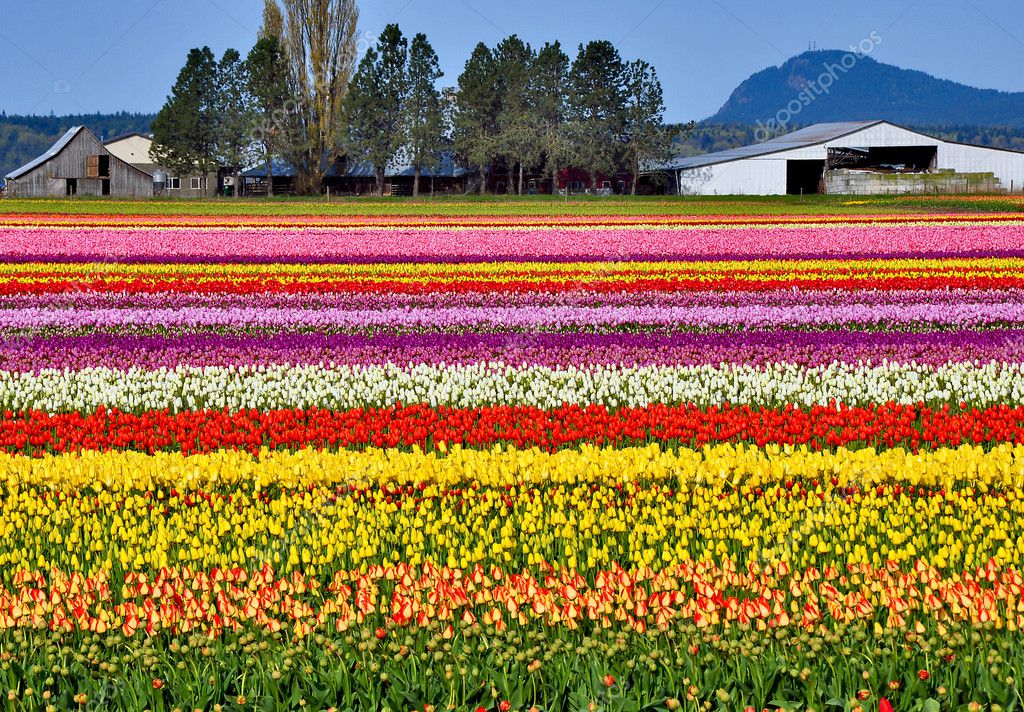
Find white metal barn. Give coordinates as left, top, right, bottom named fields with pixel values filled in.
left=651, top=121, right=1024, bottom=196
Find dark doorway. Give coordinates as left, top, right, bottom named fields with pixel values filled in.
left=787, top=160, right=824, bottom=195
left=101, top=179, right=110, bottom=196
left=98, top=155, right=110, bottom=177
left=65, top=179, right=77, bottom=196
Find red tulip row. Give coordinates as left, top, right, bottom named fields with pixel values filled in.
left=2, top=274, right=1020, bottom=295
left=2, top=402, right=1022, bottom=455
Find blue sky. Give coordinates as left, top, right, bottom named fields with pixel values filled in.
left=2, top=0, right=1024, bottom=122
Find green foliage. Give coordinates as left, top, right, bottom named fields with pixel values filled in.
left=567, top=41, right=627, bottom=185
left=453, top=43, right=501, bottom=193
left=151, top=46, right=220, bottom=188
left=344, top=24, right=409, bottom=195
left=621, top=60, right=672, bottom=194
left=493, top=35, right=538, bottom=195
left=0, top=609, right=1017, bottom=711
left=403, top=33, right=446, bottom=196
left=246, top=35, right=294, bottom=182
left=532, top=41, right=571, bottom=182
left=214, top=48, right=257, bottom=186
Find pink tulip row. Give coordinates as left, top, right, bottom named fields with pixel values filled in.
left=2, top=223, right=1023, bottom=261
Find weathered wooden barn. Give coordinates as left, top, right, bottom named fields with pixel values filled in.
left=644, top=120, right=1024, bottom=195
left=4, top=126, right=154, bottom=198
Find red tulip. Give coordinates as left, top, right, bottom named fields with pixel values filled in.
left=879, top=699, right=894, bottom=712
left=499, top=702, right=511, bottom=712
left=918, top=669, right=930, bottom=681
left=603, top=674, right=615, bottom=687
left=373, top=627, right=386, bottom=640
left=152, top=678, right=164, bottom=690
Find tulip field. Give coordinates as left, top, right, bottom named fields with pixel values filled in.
left=1, top=205, right=1024, bottom=711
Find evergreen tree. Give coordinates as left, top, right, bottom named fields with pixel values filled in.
left=344, top=24, right=408, bottom=195
left=567, top=40, right=626, bottom=188
left=151, top=47, right=219, bottom=194
left=531, top=41, right=570, bottom=190
left=453, top=43, right=500, bottom=194
left=403, top=33, right=445, bottom=197
left=493, top=35, right=537, bottom=195
left=621, top=59, right=672, bottom=195
left=246, top=25, right=293, bottom=192
left=214, top=48, right=256, bottom=196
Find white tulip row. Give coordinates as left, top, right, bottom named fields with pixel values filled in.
left=2, top=361, right=1023, bottom=413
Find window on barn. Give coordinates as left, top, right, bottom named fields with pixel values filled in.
left=86, top=155, right=110, bottom=179
left=190, top=177, right=202, bottom=190
left=167, top=177, right=181, bottom=190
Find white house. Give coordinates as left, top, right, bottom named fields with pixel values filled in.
left=104, top=132, right=213, bottom=197
left=647, top=121, right=1024, bottom=196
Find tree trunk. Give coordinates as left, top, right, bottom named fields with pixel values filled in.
left=376, top=166, right=385, bottom=197
left=518, top=162, right=524, bottom=195
left=413, top=166, right=421, bottom=198
left=264, top=138, right=273, bottom=198
left=631, top=165, right=639, bottom=196
left=479, top=166, right=486, bottom=195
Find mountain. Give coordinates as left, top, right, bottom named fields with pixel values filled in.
left=710, top=50, right=1024, bottom=127
left=0, top=112, right=155, bottom=178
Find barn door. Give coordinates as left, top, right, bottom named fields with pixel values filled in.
left=86, top=155, right=100, bottom=179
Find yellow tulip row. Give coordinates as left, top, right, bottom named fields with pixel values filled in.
left=0, top=444, right=1021, bottom=578
left=0, top=257, right=1019, bottom=282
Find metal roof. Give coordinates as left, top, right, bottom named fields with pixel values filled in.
left=103, top=131, right=152, bottom=145
left=652, top=120, right=885, bottom=171
left=5, top=126, right=85, bottom=180
left=242, top=152, right=470, bottom=179
left=241, top=158, right=298, bottom=178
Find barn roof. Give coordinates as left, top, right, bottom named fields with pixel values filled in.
left=5, top=126, right=85, bottom=180
left=653, top=120, right=887, bottom=171
left=103, top=131, right=152, bottom=145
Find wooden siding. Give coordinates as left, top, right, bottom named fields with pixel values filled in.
left=7, top=128, right=153, bottom=198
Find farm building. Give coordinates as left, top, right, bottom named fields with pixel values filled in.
left=646, top=120, right=1024, bottom=195
left=240, top=153, right=471, bottom=196
left=4, top=126, right=154, bottom=198
left=104, top=132, right=216, bottom=197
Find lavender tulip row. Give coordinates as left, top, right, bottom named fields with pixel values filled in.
left=1, top=331, right=1023, bottom=372
left=4, top=302, right=1024, bottom=332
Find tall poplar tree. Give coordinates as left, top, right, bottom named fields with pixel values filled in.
left=270, top=0, right=360, bottom=193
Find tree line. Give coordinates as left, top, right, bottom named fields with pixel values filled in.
left=151, top=0, right=684, bottom=196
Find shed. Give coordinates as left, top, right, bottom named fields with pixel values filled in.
left=4, top=126, right=154, bottom=198
left=645, top=120, right=1024, bottom=195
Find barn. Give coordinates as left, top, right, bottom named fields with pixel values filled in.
left=4, top=126, right=154, bottom=198
left=647, top=120, right=1024, bottom=196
